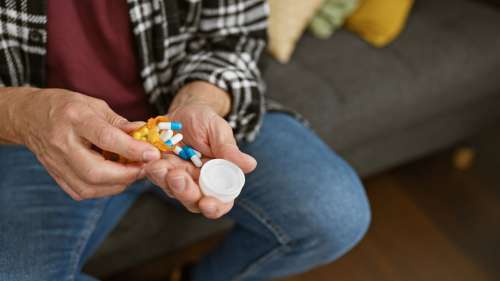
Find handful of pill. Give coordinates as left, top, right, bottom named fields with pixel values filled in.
left=156, top=122, right=203, bottom=167
left=103, top=116, right=246, bottom=202
left=103, top=116, right=202, bottom=167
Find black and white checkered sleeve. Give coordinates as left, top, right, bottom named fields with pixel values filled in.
left=171, top=0, right=268, bottom=142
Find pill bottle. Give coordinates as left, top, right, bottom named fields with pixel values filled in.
left=199, top=159, right=245, bottom=203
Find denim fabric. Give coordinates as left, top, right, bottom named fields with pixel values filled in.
left=0, top=113, right=370, bottom=281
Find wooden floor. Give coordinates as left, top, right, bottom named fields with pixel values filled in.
left=108, top=130, right=500, bottom=281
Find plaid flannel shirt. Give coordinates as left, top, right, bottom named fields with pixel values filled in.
left=0, top=0, right=269, bottom=142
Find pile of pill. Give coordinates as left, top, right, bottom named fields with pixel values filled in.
left=157, top=121, right=203, bottom=168
left=124, top=117, right=246, bottom=203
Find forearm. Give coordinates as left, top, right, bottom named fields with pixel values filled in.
left=0, top=87, right=38, bottom=144
left=170, top=81, right=231, bottom=117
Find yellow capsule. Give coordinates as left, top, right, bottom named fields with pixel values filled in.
left=132, top=131, right=143, bottom=140
left=149, top=133, right=160, bottom=142
left=139, top=127, right=149, bottom=135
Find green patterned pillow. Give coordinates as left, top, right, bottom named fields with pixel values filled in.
left=309, top=0, right=359, bottom=39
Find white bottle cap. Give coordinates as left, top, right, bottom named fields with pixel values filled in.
left=199, top=159, right=245, bottom=203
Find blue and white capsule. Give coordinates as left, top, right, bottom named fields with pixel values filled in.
left=173, top=146, right=189, bottom=160
left=158, top=122, right=182, bottom=131
left=159, top=130, right=173, bottom=142
left=192, top=148, right=202, bottom=158
left=182, top=146, right=203, bottom=168
left=164, top=133, right=183, bottom=147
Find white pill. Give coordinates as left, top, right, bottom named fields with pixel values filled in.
left=190, top=155, right=203, bottom=168
left=173, top=145, right=183, bottom=155
left=158, top=122, right=182, bottom=130
left=159, top=130, right=173, bottom=142
left=165, top=133, right=183, bottom=146
left=193, top=149, right=202, bottom=158
left=172, top=145, right=188, bottom=160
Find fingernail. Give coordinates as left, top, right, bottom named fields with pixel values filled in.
left=205, top=204, right=217, bottom=215
left=142, top=150, right=159, bottom=162
left=170, top=176, right=185, bottom=193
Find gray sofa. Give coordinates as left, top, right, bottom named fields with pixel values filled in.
left=84, top=0, right=500, bottom=277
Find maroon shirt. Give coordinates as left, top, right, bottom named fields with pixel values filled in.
left=47, top=0, right=153, bottom=121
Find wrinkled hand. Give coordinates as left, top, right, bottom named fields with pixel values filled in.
left=17, top=88, right=161, bottom=200
left=145, top=103, right=257, bottom=219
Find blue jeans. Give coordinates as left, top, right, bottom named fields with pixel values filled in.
left=0, top=113, right=370, bottom=281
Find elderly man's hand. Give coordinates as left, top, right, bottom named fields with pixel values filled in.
left=145, top=82, right=257, bottom=219
left=13, top=88, right=160, bottom=200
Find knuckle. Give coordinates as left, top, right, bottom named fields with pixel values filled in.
left=125, top=144, right=141, bottom=159
left=94, top=99, right=109, bottom=109
left=96, top=126, right=115, bottom=148
left=61, top=102, right=82, bottom=121
left=109, top=114, right=127, bottom=127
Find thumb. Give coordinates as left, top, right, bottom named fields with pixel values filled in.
left=213, top=143, right=257, bottom=174
left=89, top=101, right=160, bottom=162
left=209, top=117, right=257, bottom=173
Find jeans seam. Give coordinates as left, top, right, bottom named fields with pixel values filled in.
left=67, top=199, right=109, bottom=281
left=237, top=199, right=291, bottom=245
left=231, top=243, right=289, bottom=281
left=229, top=199, right=292, bottom=281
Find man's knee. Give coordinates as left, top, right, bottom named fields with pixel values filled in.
left=287, top=168, right=371, bottom=264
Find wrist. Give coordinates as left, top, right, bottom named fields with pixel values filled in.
left=170, top=81, right=231, bottom=117
left=0, top=87, right=39, bottom=145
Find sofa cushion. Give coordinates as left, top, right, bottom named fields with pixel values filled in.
left=265, top=0, right=500, bottom=173
left=345, top=0, right=415, bottom=47
left=267, top=0, right=323, bottom=63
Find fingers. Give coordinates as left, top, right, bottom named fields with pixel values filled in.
left=213, top=143, right=257, bottom=174
left=145, top=156, right=199, bottom=185
left=145, top=155, right=199, bottom=197
left=34, top=97, right=152, bottom=201
left=68, top=145, right=145, bottom=186
left=41, top=153, right=131, bottom=200
left=43, top=162, right=82, bottom=201
left=87, top=97, right=129, bottom=127
left=76, top=115, right=160, bottom=162
left=166, top=169, right=202, bottom=213
left=59, top=161, right=131, bottom=199
left=146, top=158, right=234, bottom=218
left=209, top=117, right=257, bottom=173
left=199, top=197, right=234, bottom=219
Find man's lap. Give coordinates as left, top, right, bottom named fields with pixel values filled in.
left=0, top=113, right=370, bottom=280
left=0, top=146, right=147, bottom=280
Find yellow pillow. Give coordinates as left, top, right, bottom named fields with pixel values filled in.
left=267, top=0, right=323, bottom=63
left=345, top=0, right=414, bottom=47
